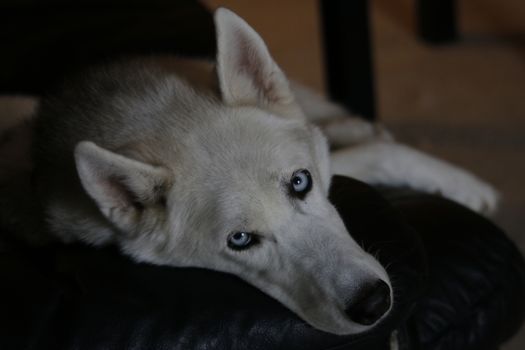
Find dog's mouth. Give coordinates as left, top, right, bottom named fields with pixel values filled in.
left=247, top=259, right=393, bottom=335
left=311, top=278, right=392, bottom=335
left=294, top=251, right=393, bottom=334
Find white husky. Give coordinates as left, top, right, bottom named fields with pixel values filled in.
left=0, top=8, right=498, bottom=336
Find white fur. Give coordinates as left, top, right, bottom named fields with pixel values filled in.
left=330, top=141, right=499, bottom=213
left=22, top=8, right=394, bottom=335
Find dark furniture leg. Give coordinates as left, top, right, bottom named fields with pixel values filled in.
left=320, top=0, right=376, bottom=120
left=417, top=0, right=458, bottom=43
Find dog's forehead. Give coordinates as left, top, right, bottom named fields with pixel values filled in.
left=187, top=107, right=315, bottom=172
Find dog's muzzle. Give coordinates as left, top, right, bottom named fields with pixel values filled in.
left=344, top=279, right=391, bottom=325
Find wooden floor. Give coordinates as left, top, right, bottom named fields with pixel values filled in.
left=206, top=0, right=525, bottom=348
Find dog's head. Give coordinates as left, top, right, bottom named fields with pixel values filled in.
left=73, top=9, right=392, bottom=335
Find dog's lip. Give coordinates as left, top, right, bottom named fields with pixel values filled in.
left=291, top=298, right=378, bottom=335
left=313, top=312, right=373, bottom=335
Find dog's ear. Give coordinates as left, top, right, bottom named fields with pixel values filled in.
left=214, top=8, right=302, bottom=118
left=74, top=141, right=169, bottom=233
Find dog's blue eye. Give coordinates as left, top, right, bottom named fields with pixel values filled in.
left=291, top=169, right=312, bottom=197
left=228, top=232, right=255, bottom=250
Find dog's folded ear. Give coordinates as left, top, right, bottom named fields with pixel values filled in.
left=74, top=141, right=170, bottom=232
left=214, top=8, right=302, bottom=118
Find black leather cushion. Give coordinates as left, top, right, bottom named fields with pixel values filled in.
left=0, top=176, right=425, bottom=350
left=1, top=176, right=523, bottom=350
left=382, top=190, right=525, bottom=350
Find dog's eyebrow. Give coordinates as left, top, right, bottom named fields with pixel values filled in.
left=234, top=218, right=277, bottom=243
left=238, top=228, right=277, bottom=243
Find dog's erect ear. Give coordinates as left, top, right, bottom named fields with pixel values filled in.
left=214, top=8, right=302, bottom=118
left=74, top=141, right=169, bottom=232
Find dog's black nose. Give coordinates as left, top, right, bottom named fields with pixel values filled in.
left=345, top=280, right=391, bottom=325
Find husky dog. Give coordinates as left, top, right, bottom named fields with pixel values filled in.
left=0, top=8, right=498, bottom=336
left=24, top=8, right=392, bottom=335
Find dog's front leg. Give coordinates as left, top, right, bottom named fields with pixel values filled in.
left=331, top=140, right=499, bottom=214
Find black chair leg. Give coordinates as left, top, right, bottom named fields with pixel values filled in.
left=319, top=0, right=376, bottom=121
left=417, top=0, right=458, bottom=44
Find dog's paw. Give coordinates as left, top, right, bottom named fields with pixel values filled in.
left=433, top=171, right=500, bottom=215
